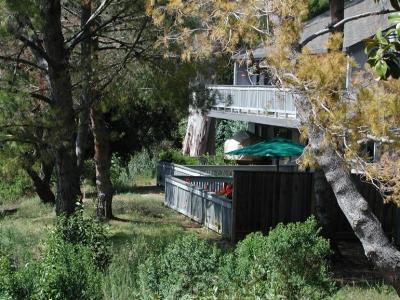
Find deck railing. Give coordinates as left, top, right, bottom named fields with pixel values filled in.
left=189, top=164, right=299, bottom=177
left=164, top=175, right=232, bottom=237
left=174, top=175, right=233, bottom=192
left=208, top=85, right=298, bottom=119
left=156, top=161, right=210, bottom=186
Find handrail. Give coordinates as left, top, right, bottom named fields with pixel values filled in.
left=207, top=85, right=298, bottom=119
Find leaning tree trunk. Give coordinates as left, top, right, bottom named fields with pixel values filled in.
left=182, top=107, right=215, bottom=156
left=307, top=122, right=400, bottom=293
left=40, top=0, right=81, bottom=215
left=25, top=160, right=55, bottom=204
left=91, top=105, right=113, bottom=219
left=76, top=0, right=93, bottom=171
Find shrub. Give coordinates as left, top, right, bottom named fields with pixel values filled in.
left=158, top=148, right=198, bottom=165
left=126, top=149, right=156, bottom=179
left=218, top=217, right=336, bottom=299
left=36, top=237, right=103, bottom=300
left=264, top=217, right=336, bottom=299
left=138, top=234, right=221, bottom=299
left=54, top=209, right=111, bottom=271
left=0, top=254, right=38, bottom=300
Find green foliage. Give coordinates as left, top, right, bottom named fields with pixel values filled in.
left=262, top=217, right=336, bottom=299
left=110, top=149, right=158, bottom=190
left=308, top=0, right=329, bottom=19
left=82, top=159, right=96, bottom=186
left=35, top=237, right=103, bottom=300
left=158, top=148, right=198, bottom=165
left=54, top=209, right=111, bottom=271
left=0, top=157, right=32, bottom=204
left=218, top=217, right=336, bottom=299
left=0, top=254, right=38, bottom=300
left=138, top=234, right=221, bottom=299
left=0, top=235, right=103, bottom=300
left=366, top=16, right=400, bottom=80
left=215, top=120, right=247, bottom=150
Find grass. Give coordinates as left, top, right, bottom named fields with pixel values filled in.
left=0, top=179, right=398, bottom=299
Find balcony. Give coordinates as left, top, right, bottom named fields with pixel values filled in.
left=207, top=85, right=300, bottom=128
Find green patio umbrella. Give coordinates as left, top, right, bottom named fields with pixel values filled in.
left=226, top=137, right=305, bottom=171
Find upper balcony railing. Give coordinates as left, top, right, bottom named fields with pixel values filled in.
left=207, top=85, right=298, bottom=120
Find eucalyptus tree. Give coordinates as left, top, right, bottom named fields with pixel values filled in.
left=147, top=0, right=400, bottom=291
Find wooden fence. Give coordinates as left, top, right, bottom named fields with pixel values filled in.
left=232, top=171, right=397, bottom=242
left=159, top=162, right=398, bottom=242
left=164, top=175, right=232, bottom=237
left=189, top=164, right=300, bottom=177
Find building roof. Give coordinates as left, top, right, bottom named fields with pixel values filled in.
left=232, top=0, right=392, bottom=60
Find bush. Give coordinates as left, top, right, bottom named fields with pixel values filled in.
left=0, top=212, right=108, bottom=300
left=111, top=149, right=158, bottom=190
left=54, top=209, right=111, bottom=271
left=35, top=237, right=103, bottom=300
left=0, top=254, right=38, bottom=300
left=218, top=217, right=336, bottom=299
left=158, top=148, right=198, bottom=165
left=138, top=234, right=221, bottom=299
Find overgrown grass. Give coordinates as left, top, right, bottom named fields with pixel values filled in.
left=0, top=180, right=398, bottom=299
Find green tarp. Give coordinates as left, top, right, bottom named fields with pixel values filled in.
left=226, top=137, right=304, bottom=157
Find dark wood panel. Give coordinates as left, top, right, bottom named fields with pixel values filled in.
left=232, top=171, right=396, bottom=242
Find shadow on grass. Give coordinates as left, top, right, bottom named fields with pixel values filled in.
left=114, top=185, right=163, bottom=195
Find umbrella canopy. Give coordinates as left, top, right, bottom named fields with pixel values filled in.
left=226, top=137, right=305, bottom=157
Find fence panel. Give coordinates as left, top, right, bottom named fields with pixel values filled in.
left=156, top=161, right=210, bottom=186
left=232, top=171, right=396, bottom=242
left=164, top=175, right=232, bottom=238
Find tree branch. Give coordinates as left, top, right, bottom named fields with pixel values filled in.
left=0, top=55, right=48, bottom=72
left=30, top=92, right=52, bottom=104
left=300, top=9, right=396, bottom=49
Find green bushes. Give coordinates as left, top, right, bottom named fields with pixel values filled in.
left=139, top=234, right=221, bottom=299
left=158, top=148, right=198, bottom=165
left=0, top=211, right=109, bottom=300
left=36, top=238, right=103, bottom=300
left=0, top=159, right=32, bottom=204
left=137, top=217, right=336, bottom=300
left=219, top=217, right=336, bottom=299
left=54, top=209, right=111, bottom=270
left=110, top=149, right=158, bottom=189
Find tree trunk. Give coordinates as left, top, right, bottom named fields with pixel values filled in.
left=91, top=105, right=113, bottom=220
left=25, top=161, right=55, bottom=204
left=76, top=0, right=93, bottom=170
left=40, top=0, right=81, bottom=215
left=182, top=107, right=215, bottom=156
left=330, top=0, right=345, bottom=33
left=307, top=124, right=400, bottom=294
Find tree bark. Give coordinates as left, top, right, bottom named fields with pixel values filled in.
left=330, top=0, right=345, bottom=33
left=307, top=125, right=400, bottom=293
left=25, top=162, right=55, bottom=205
left=40, top=0, right=81, bottom=215
left=91, top=105, right=113, bottom=219
left=182, top=107, right=215, bottom=156
left=76, top=0, right=93, bottom=171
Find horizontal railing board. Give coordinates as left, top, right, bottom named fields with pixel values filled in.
left=156, top=161, right=210, bottom=186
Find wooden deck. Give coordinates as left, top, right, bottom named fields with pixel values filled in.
left=207, top=85, right=300, bottom=128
